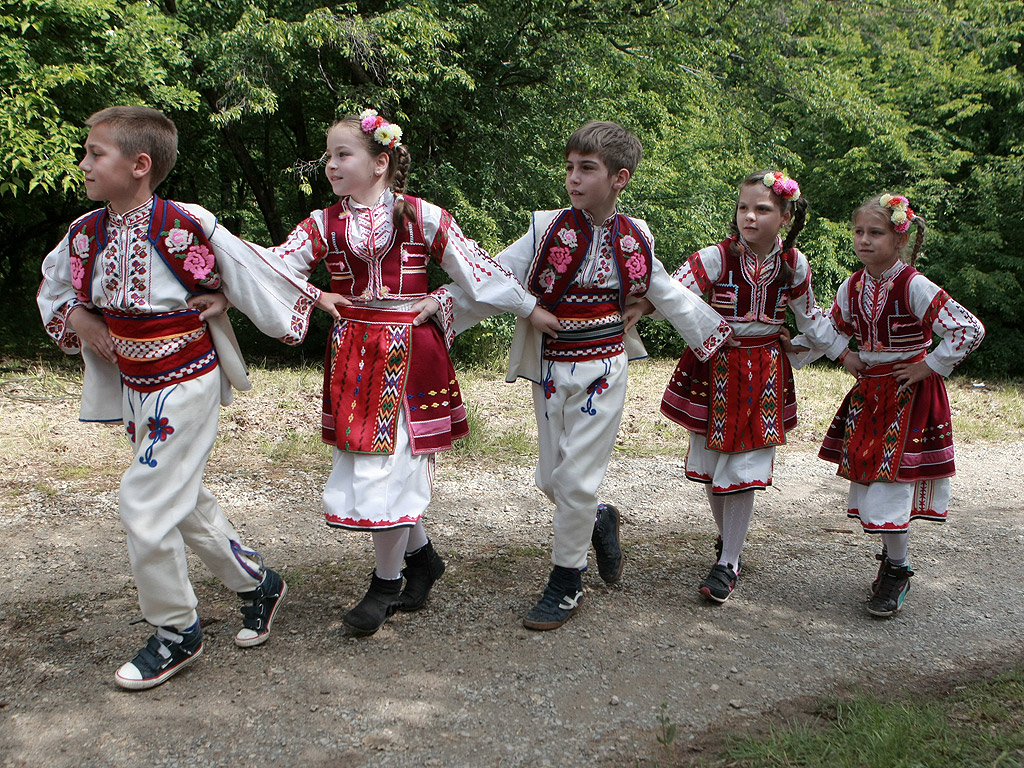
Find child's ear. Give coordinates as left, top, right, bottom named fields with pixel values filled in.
left=374, top=151, right=390, bottom=179
left=132, top=153, right=153, bottom=180
left=895, top=231, right=910, bottom=250
left=612, top=168, right=631, bottom=193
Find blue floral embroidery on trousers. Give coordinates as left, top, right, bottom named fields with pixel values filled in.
left=133, top=385, right=179, bottom=468
left=581, top=359, right=613, bottom=416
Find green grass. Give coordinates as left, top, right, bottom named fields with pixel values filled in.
left=711, top=669, right=1024, bottom=768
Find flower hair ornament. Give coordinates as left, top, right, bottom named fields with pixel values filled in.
left=359, top=109, right=403, bottom=149
left=879, top=193, right=916, bottom=234
left=762, top=171, right=801, bottom=201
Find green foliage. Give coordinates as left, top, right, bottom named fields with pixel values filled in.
left=3, top=0, right=1021, bottom=376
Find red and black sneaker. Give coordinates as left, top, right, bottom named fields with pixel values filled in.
left=699, top=562, right=738, bottom=604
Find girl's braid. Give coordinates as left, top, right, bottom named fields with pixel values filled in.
left=390, top=143, right=414, bottom=228
left=908, top=215, right=927, bottom=266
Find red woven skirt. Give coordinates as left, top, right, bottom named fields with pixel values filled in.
left=322, top=305, right=468, bottom=455
left=819, top=357, right=955, bottom=483
left=661, top=335, right=796, bottom=453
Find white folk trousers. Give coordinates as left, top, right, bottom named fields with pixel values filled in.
left=532, top=355, right=627, bottom=570
left=120, top=371, right=262, bottom=630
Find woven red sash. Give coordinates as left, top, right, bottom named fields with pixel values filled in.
left=102, top=309, right=216, bottom=392
left=322, top=305, right=467, bottom=455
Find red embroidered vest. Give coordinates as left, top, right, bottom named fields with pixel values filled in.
left=527, top=209, right=652, bottom=311
left=323, top=195, right=441, bottom=300
left=67, top=197, right=218, bottom=304
left=706, top=238, right=797, bottom=325
left=846, top=265, right=932, bottom=352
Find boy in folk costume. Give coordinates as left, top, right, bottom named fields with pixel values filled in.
left=447, top=121, right=733, bottom=630
left=37, top=106, right=330, bottom=690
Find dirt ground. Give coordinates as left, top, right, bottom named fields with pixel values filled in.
left=1, top=363, right=1021, bottom=768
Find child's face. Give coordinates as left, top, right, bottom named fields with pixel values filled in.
left=78, top=123, right=144, bottom=207
left=565, top=151, right=625, bottom=221
left=735, top=183, right=790, bottom=255
left=324, top=123, right=388, bottom=202
left=853, top=209, right=907, bottom=276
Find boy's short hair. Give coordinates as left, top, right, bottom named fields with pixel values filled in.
left=565, top=121, right=642, bottom=175
left=85, top=106, right=178, bottom=189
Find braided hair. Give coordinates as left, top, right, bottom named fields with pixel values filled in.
left=330, top=114, right=416, bottom=228
left=728, top=169, right=808, bottom=286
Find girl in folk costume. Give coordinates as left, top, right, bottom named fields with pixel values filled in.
left=268, top=111, right=552, bottom=636
left=658, top=170, right=845, bottom=603
left=813, top=194, right=984, bottom=616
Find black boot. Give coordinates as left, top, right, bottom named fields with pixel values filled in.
left=398, top=541, right=446, bottom=612
left=343, top=573, right=403, bottom=636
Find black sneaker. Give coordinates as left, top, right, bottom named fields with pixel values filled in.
left=523, top=566, right=584, bottom=631
left=235, top=568, right=288, bottom=648
left=699, top=562, right=738, bottom=604
left=592, top=503, right=624, bottom=583
left=868, top=559, right=913, bottom=617
left=714, top=536, right=742, bottom=575
left=115, top=623, right=204, bottom=691
left=343, top=572, right=403, bottom=637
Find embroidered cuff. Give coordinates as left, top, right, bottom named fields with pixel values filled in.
left=49, top=300, right=84, bottom=353
left=694, top=320, right=733, bottom=362
left=429, top=287, right=457, bottom=348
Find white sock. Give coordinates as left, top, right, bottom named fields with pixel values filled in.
left=881, top=533, right=909, bottom=566
left=719, top=491, right=755, bottom=570
left=705, top=484, right=725, bottom=534
left=405, top=521, right=429, bottom=554
left=371, top=528, right=410, bottom=580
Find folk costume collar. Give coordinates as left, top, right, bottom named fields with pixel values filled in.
left=338, top=188, right=397, bottom=261
left=528, top=208, right=652, bottom=311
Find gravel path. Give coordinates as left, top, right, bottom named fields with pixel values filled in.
left=1, top=378, right=1020, bottom=767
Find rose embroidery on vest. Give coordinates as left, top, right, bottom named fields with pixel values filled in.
left=183, top=244, right=215, bottom=282
left=549, top=246, right=572, bottom=274
left=558, top=228, right=578, bottom=248
left=538, top=267, right=557, bottom=293
left=164, top=225, right=193, bottom=253
left=70, top=258, right=86, bottom=291
left=72, top=232, right=91, bottom=259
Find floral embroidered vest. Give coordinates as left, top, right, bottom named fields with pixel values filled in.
left=67, top=197, right=219, bottom=303
left=527, top=209, right=652, bottom=312
left=706, top=237, right=797, bottom=325
left=323, top=195, right=440, bottom=300
left=846, top=265, right=932, bottom=352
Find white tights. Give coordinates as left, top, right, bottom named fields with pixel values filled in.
left=706, top=485, right=755, bottom=570
left=371, top=521, right=429, bottom=579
